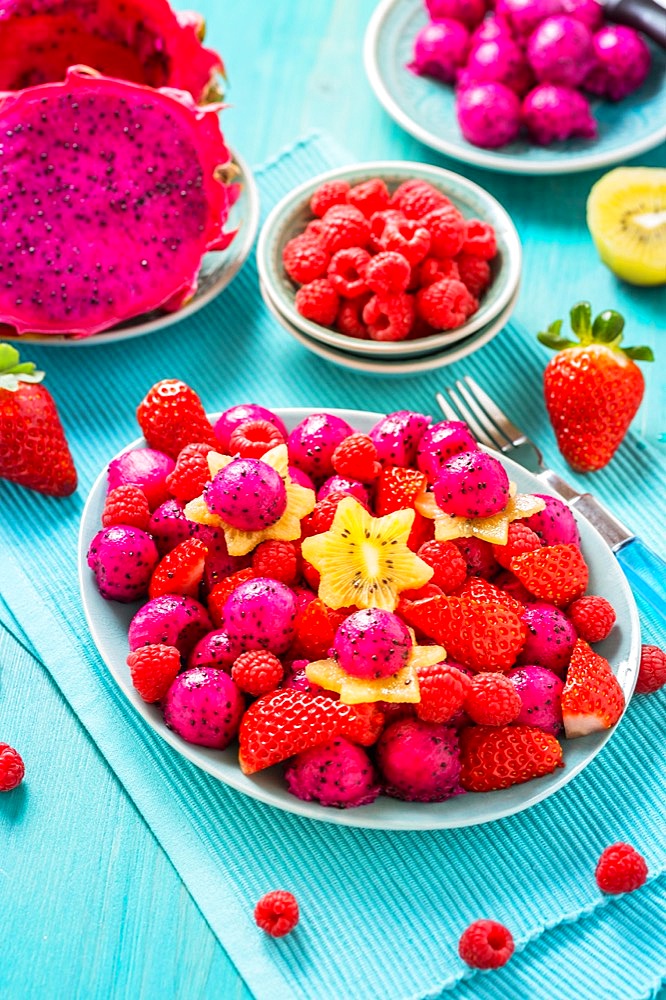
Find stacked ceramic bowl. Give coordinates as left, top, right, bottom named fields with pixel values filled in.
left=257, top=161, right=522, bottom=375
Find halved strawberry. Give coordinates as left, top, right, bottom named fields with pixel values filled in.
left=238, top=689, right=385, bottom=773
left=453, top=576, right=523, bottom=616
left=460, top=724, right=564, bottom=792
left=561, top=638, right=625, bottom=738
left=290, top=597, right=350, bottom=661
left=148, top=538, right=208, bottom=599
left=375, top=466, right=428, bottom=516
left=126, top=644, right=181, bottom=703
left=207, top=567, right=255, bottom=627
left=510, top=543, right=588, bottom=607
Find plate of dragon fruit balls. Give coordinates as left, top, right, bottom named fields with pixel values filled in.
left=78, top=394, right=641, bottom=830
left=364, top=0, right=666, bottom=174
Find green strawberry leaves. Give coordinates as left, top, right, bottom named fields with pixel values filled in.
left=0, top=343, right=45, bottom=391
left=538, top=302, right=654, bottom=362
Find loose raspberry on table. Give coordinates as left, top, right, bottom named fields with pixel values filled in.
left=458, top=920, right=514, bottom=969
left=102, top=484, right=152, bottom=530
left=252, top=539, right=300, bottom=585
left=332, top=433, right=381, bottom=482
left=0, top=743, right=25, bottom=792
left=417, top=256, right=461, bottom=287
left=232, top=649, right=284, bottom=696
left=319, top=205, right=371, bottom=254
left=595, top=843, right=648, bottom=894
left=295, top=278, right=340, bottom=326
left=336, top=297, right=369, bottom=339
left=254, top=890, right=300, bottom=937
left=566, top=595, right=616, bottom=643
left=165, top=442, right=216, bottom=502
left=422, top=205, right=466, bottom=257
left=492, top=521, right=542, bottom=570
left=364, top=251, right=411, bottom=295
left=376, top=218, right=432, bottom=266
left=282, top=233, right=331, bottom=285
left=126, top=643, right=182, bottom=703
left=635, top=644, right=666, bottom=694
left=465, top=673, right=522, bottom=726
left=348, top=178, right=390, bottom=217
left=229, top=419, right=286, bottom=459
left=456, top=252, right=492, bottom=297
left=462, top=219, right=497, bottom=259
left=327, top=247, right=371, bottom=297
left=362, top=292, right=415, bottom=341
left=416, top=279, right=477, bottom=329
left=416, top=661, right=471, bottom=723
left=390, top=179, right=451, bottom=219
left=417, top=540, right=468, bottom=593
left=310, top=180, right=350, bottom=217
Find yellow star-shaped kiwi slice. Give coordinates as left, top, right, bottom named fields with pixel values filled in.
left=300, top=496, right=433, bottom=612
left=184, top=444, right=316, bottom=557
left=415, top=485, right=546, bottom=546
left=306, top=639, right=446, bottom=704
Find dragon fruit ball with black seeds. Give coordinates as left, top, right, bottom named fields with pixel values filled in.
left=204, top=457, right=287, bottom=531
left=163, top=666, right=245, bottom=749
left=128, top=594, right=212, bottom=658
left=222, top=577, right=298, bottom=656
left=376, top=718, right=463, bottom=802
left=285, top=737, right=381, bottom=808
left=88, top=525, right=159, bottom=602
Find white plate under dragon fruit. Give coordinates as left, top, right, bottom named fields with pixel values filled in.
left=78, top=407, right=640, bottom=830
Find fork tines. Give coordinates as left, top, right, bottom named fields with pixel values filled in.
left=436, top=376, right=526, bottom=455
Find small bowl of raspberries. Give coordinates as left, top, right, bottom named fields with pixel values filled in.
left=256, top=161, right=521, bottom=364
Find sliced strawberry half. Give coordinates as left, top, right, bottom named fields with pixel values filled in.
left=452, top=576, right=523, bottom=616
left=375, top=466, right=428, bottom=516
left=510, top=543, right=589, bottom=607
left=561, top=638, right=625, bottom=738
left=148, top=538, right=208, bottom=599
left=460, top=724, right=564, bottom=792
left=290, top=597, right=350, bottom=661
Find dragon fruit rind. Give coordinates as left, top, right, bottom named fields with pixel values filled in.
left=0, top=0, right=223, bottom=102
left=163, top=667, right=244, bottom=749
left=284, top=737, right=381, bottom=808
left=0, top=67, right=237, bottom=337
left=376, top=718, right=462, bottom=802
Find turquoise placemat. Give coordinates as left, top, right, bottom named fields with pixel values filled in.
left=1, top=134, right=665, bottom=1000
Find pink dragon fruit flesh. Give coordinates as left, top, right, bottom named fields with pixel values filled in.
left=162, top=666, right=244, bottom=749
left=522, top=83, right=597, bottom=144
left=526, top=15, right=596, bottom=88
left=583, top=25, right=651, bottom=101
left=375, top=718, right=463, bottom=802
left=0, top=66, right=238, bottom=337
left=0, top=0, right=223, bottom=102
left=284, top=737, right=381, bottom=809
left=433, top=449, right=510, bottom=518
left=408, top=19, right=471, bottom=84
left=456, top=81, right=522, bottom=147
left=427, top=0, right=487, bottom=29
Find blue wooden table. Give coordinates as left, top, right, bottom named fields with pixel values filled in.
left=1, top=2, right=665, bottom=998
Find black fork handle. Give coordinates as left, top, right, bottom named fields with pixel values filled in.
left=604, top=0, right=666, bottom=49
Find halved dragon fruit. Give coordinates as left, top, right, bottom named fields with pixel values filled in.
left=0, top=0, right=223, bottom=102
left=0, top=66, right=238, bottom=337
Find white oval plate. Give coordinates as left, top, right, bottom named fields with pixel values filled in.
left=364, top=0, right=666, bottom=175
left=79, top=407, right=640, bottom=829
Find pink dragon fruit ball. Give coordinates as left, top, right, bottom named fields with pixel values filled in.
left=495, top=0, right=565, bottom=39
left=409, top=19, right=471, bottom=84
left=370, top=410, right=431, bottom=467
left=285, top=737, right=381, bottom=808
left=128, top=595, right=212, bottom=659
left=517, top=601, right=577, bottom=675
left=333, top=609, right=413, bottom=680
left=162, top=667, right=244, bottom=749
left=222, top=577, right=298, bottom=655
left=376, top=718, right=462, bottom=802
left=213, top=404, right=288, bottom=451
left=522, top=84, right=597, bottom=143
left=470, top=15, right=516, bottom=47
left=525, top=494, right=581, bottom=546
left=187, top=629, right=239, bottom=670
left=203, top=457, right=287, bottom=530
left=288, top=465, right=316, bottom=492
left=583, top=25, right=651, bottom=101
left=427, top=0, right=487, bottom=29
left=527, top=15, right=595, bottom=87
left=200, top=538, right=251, bottom=594
left=456, top=82, right=522, bottom=147
left=508, top=664, right=564, bottom=734
left=417, top=420, right=478, bottom=481
left=107, top=447, right=174, bottom=511
left=287, top=412, right=355, bottom=482
left=460, top=36, right=534, bottom=94
left=148, top=499, right=195, bottom=556
left=282, top=658, right=326, bottom=695
left=455, top=536, right=500, bottom=578
left=88, top=526, right=159, bottom=602
left=433, top=449, right=510, bottom=518
left=560, top=0, right=603, bottom=31
left=317, top=475, right=370, bottom=504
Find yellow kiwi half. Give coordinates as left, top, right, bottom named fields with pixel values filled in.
left=587, top=167, right=666, bottom=287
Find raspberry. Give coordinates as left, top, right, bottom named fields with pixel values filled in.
left=102, top=484, right=151, bottom=530
left=465, top=673, right=522, bottom=725
left=232, top=650, right=284, bottom=696
left=336, top=297, right=369, bottom=339
left=295, top=278, right=339, bottom=326
left=228, top=419, right=285, bottom=459
left=301, top=490, right=366, bottom=538
left=347, top=178, right=390, bottom=217
left=282, top=234, right=330, bottom=285
left=126, top=644, right=182, bottom=702
left=458, top=920, right=514, bottom=969
left=595, top=843, right=648, bottom=894
left=251, top=539, right=300, bottom=585
left=376, top=218, right=431, bottom=266
left=0, top=743, right=25, bottom=791
left=319, top=205, right=371, bottom=254
left=417, top=256, right=461, bottom=287
left=327, top=246, right=371, bottom=297
left=416, top=661, right=471, bottom=723
left=566, top=595, right=616, bottom=643
left=362, top=292, right=415, bottom=341
left=332, top=433, right=381, bottom=482
left=309, top=180, right=349, bottom=217
left=416, top=279, right=477, bottom=329
left=390, top=179, right=451, bottom=219
left=207, top=568, right=255, bottom=627
left=635, top=644, right=666, bottom=694
left=254, top=890, right=300, bottom=937
left=456, top=251, right=492, bottom=297
left=417, top=540, right=468, bottom=593
left=422, top=205, right=466, bottom=257
left=364, top=251, right=411, bottom=295
left=462, top=219, right=497, bottom=259
left=369, top=209, right=407, bottom=251
left=305, top=219, right=325, bottom=240
left=492, top=522, right=542, bottom=570
left=165, top=442, right=215, bottom=502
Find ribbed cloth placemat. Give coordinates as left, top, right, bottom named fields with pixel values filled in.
left=1, top=133, right=665, bottom=1000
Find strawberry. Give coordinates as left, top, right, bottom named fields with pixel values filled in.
left=0, top=344, right=76, bottom=497
left=561, top=638, right=625, bottom=738
left=126, top=644, right=181, bottom=702
left=402, top=595, right=526, bottom=672
left=375, top=465, right=427, bottom=515
left=149, top=538, right=208, bottom=599
left=238, top=689, right=385, bottom=774
left=460, top=724, right=564, bottom=792
left=453, top=576, right=523, bottom=616
left=291, top=597, right=349, bottom=661
left=207, top=567, right=255, bottom=627
left=538, top=302, right=653, bottom=472
left=492, top=521, right=541, bottom=570
left=165, top=442, right=215, bottom=501
left=510, top=543, right=588, bottom=607
left=137, top=379, right=216, bottom=459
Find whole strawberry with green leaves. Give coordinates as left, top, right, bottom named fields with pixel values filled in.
left=538, top=302, right=654, bottom=472
left=0, top=344, right=77, bottom=496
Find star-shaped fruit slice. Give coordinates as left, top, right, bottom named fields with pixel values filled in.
left=416, top=486, right=545, bottom=546
left=300, top=496, right=433, bottom=611
left=306, top=641, right=446, bottom=704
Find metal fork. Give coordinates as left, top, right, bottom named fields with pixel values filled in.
left=436, top=376, right=666, bottom=621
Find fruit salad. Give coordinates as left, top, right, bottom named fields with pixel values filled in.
left=86, top=382, right=627, bottom=810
